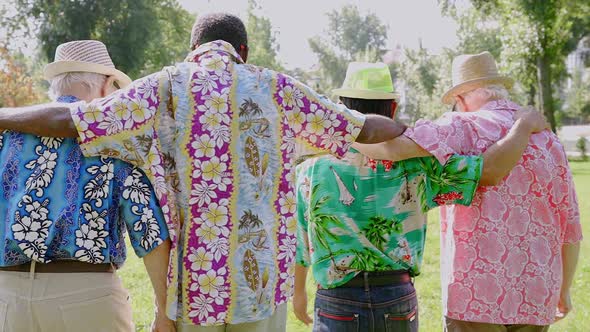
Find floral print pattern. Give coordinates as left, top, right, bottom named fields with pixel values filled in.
left=405, top=99, right=582, bottom=325
left=296, top=150, right=482, bottom=289
left=68, top=40, right=365, bottom=325
left=0, top=96, right=168, bottom=268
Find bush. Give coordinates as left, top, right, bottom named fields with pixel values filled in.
left=577, top=136, right=588, bottom=161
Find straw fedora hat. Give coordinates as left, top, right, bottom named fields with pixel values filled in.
left=442, top=51, right=513, bottom=104
left=44, top=40, right=132, bottom=88
left=333, top=62, right=398, bottom=100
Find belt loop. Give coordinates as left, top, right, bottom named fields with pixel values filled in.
left=29, top=261, right=36, bottom=280
left=363, top=271, right=369, bottom=292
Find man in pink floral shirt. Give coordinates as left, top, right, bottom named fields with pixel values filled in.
left=406, top=52, right=582, bottom=331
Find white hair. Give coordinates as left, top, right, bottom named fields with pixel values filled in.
left=460, top=84, right=510, bottom=102
left=48, top=72, right=107, bottom=100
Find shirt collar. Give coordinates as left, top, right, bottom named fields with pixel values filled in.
left=56, top=95, right=80, bottom=103
left=481, top=99, right=520, bottom=111
left=184, top=40, right=244, bottom=64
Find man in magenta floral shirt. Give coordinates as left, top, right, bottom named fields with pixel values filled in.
left=0, top=13, right=407, bottom=331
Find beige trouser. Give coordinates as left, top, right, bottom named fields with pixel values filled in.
left=445, top=317, right=549, bottom=332
left=0, top=266, right=134, bottom=332
left=177, top=303, right=288, bottom=332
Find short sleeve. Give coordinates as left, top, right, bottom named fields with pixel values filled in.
left=295, top=165, right=312, bottom=267
left=405, top=112, right=496, bottom=164
left=69, top=72, right=164, bottom=168
left=275, top=75, right=366, bottom=159
left=420, top=155, right=483, bottom=211
left=118, top=166, right=170, bottom=257
left=551, top=145, right=583, bottom=244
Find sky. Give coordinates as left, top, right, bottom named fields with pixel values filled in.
left=179, top=0, right=460, bottom=69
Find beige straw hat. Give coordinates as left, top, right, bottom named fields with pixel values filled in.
left=442, top=51, right=513, bottom=104
left=333, top=62, right=398, bottom=100
left=44, top=40, right=132, bottom=88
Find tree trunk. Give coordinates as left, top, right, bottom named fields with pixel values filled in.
left=527, top=84, right=536, bottom=106
left=537, top=53, right=557, bottom=131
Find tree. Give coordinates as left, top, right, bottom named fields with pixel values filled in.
left=443, top=0, right=590, bottom=131
left=0, top=47, right=46, bottom=107
left=564, top=70, right=590, bottom=123
left=308, top=5, right=387, bottom=93
left=246, top=0, right=283, bottom=71
left=7, top=0, right=193, bottom=78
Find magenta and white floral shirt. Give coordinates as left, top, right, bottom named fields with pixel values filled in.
left=68, top=40, right=365, bottom=326
left=405, top=100, right=582, bottom=326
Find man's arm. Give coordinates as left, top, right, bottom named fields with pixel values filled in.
left=556, top=242, right=580, bottom=320
left=144, top=239, right=176, bottom=332
left=0, top=103, right=78, bottom=137
left=293, top=264, right=312, bottom=325
left=478, top=109, right=549, bottom=186
left=356, top=114, right=407, bottom=144
left=355, top=109, right=549, bottom=186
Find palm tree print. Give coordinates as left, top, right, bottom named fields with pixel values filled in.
left=308, top=184, right=346, bottom=267
left=238, top=209, right=268, bottom=250
left=239, top=98, right=270, bottom=138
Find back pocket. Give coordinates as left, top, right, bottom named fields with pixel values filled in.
left=384, top=308, right=417, bottom=332
left=314, top=308, right=359, bottom=332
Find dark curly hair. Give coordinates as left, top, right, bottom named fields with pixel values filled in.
left=190, top=13, right=248, bottom=53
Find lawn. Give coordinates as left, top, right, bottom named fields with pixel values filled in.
left=119, top=161, right=590, bottom=332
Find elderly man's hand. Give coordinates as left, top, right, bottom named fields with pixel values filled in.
left=555, top=290, right=573, bottom=321
left=151, top=311, right=176, bottom=332
left=513, top=107, right=550, bottom=133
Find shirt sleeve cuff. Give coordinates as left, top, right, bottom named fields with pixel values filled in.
left=405, top=119, right=456, bottom=165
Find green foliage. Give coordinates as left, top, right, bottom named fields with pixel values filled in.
left=308, top=5, right=387, bottom=93
left=246, top=0, right=283, bottom=71
left=7, top=0, right=193, bottom=79
left=443, top=0, right=590, bottom=130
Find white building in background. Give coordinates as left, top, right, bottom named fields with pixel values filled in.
left=566, top=37, right=590, bottom=89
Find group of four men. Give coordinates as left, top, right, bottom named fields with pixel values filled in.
left=0, top=12, right=581, bottom=332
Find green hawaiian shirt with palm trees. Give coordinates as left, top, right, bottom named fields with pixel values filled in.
left=295, top=149, right=482, bottom=289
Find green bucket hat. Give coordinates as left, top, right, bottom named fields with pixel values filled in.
left=332, top=62, right=398, bottom=100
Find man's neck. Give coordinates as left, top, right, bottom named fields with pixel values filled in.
left=58, top=87, right=97, bottom=103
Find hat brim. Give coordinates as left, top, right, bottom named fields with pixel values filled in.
left=442, top=76, right=514, bottom=104
left=332, top=88, right=398, bottom=100
left=44, top=61, right=132, bottom=88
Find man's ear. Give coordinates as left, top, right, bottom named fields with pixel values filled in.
left=239, top=46, right=248, bottom=63
left=390, top=100, right=398, bottom=119
left=102, top=76, right=118, bottom=97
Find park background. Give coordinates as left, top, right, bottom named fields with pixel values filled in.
left=0, top=0, right=588, bottom=331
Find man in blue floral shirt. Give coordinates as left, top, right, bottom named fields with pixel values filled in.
left=0, top=41, right=172, bottom=332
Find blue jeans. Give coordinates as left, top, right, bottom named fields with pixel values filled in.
left=313, top=282, right=418, bottom=332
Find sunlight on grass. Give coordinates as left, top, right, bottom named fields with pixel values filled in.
left=120, top=161, right=590, bottom=332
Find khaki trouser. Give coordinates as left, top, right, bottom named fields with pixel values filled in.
left=177, top=303, right=288, bottom=332
left=445, top=317, right=549, bottom=332
left=0, top=265, right=134, bottom=332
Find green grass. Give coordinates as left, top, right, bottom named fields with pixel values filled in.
left=120, top=161, right=590, bottom=331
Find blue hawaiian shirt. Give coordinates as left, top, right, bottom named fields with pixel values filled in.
left=0, top=95, right=169, bottom=267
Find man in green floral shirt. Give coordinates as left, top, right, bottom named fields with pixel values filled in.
left=293, top=62, right=549, bottom=332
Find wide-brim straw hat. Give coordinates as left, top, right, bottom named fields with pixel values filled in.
left=44, top=40, right=132, bottom=88
left=442, top=51, right=514, bottom=104
left=333, top=62, right=398, bottom=100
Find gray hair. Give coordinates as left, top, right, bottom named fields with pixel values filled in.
left=460, top=84, right=510, bottom=101
left=48, top=72, right=107, bottom=100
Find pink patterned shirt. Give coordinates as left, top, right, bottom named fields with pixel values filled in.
left=405, top=100, right=582, bottom=325
left=68, top=41, right=365, bottom=325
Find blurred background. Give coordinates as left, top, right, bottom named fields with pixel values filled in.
left=0, top=1, right=588, bottom=331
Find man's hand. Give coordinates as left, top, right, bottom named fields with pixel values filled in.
left=555, top=290, right=573, bottom=321
left=513, top=107, right=550, bottom=134
left=293, top=289, right=313, bottom=325
left=151, top=311, right=176, bottom=332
